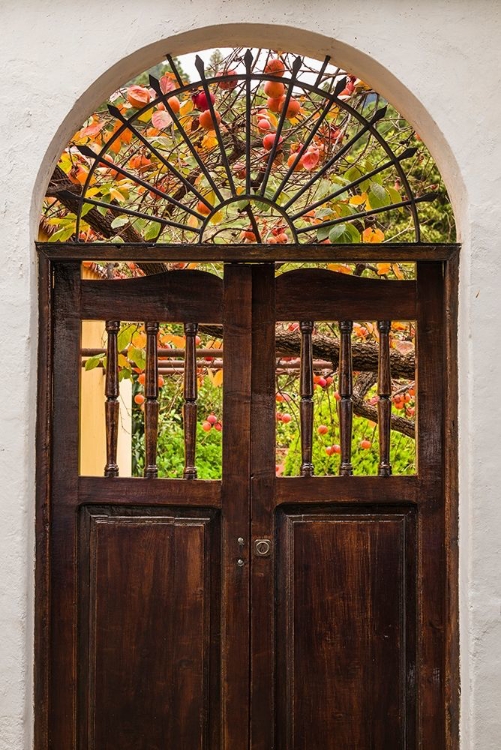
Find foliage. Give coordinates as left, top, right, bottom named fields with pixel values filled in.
left=42, top=47, right=454, bottom=246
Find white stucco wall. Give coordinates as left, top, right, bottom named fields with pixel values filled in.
left=0, top=0, right=500, bottom=747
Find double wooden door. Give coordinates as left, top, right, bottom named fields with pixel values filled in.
left=40, top=259, right=449, bottom=749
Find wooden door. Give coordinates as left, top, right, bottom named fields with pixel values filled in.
left=249, top=262, right=445, bottom=749
left=38, top=258, right=450, bottom=749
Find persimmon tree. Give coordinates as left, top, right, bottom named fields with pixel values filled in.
left=49, top=47, right=454, bottom=472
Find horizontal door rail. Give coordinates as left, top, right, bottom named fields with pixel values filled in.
left=37, top=241, right=459, bottom=262
left=77, top=476, right=222, bottom=508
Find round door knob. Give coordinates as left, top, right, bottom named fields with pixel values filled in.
left=254, top=539, right=272, bottom=557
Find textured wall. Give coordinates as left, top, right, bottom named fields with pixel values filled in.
left=1, top=1, right=500, bottom=746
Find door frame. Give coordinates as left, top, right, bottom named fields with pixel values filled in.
left=34, top=242, right=459, bottom=749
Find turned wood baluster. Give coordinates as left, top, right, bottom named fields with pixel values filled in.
left=300, top=321, right=314, bottom=477
left=183, top=322, right=198, bottom=479
left=144, top=321, right=159, bottom=478
left=339, top=320, right=353, bottom=476
left=378, top=320, right=393, bottom=476
left=104, top=320, right=120, bottom=477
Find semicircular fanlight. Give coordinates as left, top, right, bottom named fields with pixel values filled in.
left=42, top=48, right=454, bottom=245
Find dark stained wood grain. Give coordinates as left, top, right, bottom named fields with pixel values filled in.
left=77, top=477, right=222, bottom=507
left=339, top=320, right=353, bottom=476
left=299, top=321, right=314, bottom=477
left=49, top=262, right=81, bottom=749
left=276, top=268, right=417, bottom=320
left=221, top=263, right=252, bottom=750
left=104, top=320, right=120, bottom=477
left=276, top=508, right=416, bottom=750
left=34, top=254, right=53, bottom=749
left=416, top=262, right=447, bottom=745
left=183, top=322, right=198, bottom=479
left=444, top=250, right=460, bottom=750
left=80, top=269, right=223, bottom=322
left=144, top=321, right=159, bottom=478
left=79, top=506, right=220, bottom=750
left=377, top=320, right=392, bottom=476
left=38, top=240, right=460, bottom=263
left=275, top=475, right=420, bottom=505
left=249, top=264, right=277, bottom=749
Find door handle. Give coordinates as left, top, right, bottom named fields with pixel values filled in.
left=254, top=539, right=272, bottom=557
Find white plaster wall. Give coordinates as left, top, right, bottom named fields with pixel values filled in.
left=0, top=0, right=500, bottom=747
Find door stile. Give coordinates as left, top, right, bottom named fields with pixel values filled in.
left=416, top=261, right=446, bottom=746
left=249, top=264, right=277, bottom=750
left=35, top=253, right=53, bottom=749
left=221, top=263, right=253, bottom=750
left=49, top=261, right=81, bottom=748
left=444, top=252, right=460, bottom=750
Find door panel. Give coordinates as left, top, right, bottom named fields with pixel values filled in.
left=79, top=506, right=220, bottom=750
left=275, top=509, right=416, bottom=750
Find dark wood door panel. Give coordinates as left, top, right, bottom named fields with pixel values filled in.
left=80, top=269, right=223, bottom=321
left=77, top=476, right=222, bottom=508
left=276, top=507, right=416, bottom=750
left=78, top=506, right=221, bottom=750
left=276, top=268, right=417, bottom=321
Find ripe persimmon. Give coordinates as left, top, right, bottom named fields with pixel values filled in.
left=280, top=98, right=301, bottom=118
left=263, top=133, right=283, bottom=151
left=264, top=80, right=285, bottom=99
left=264, top=58, right=285, bottom=77
left=267, top=96, right=285, bottom=113
left=199, top=109, right=221, bottom=130
left=197, top=200, right=212, bottom=216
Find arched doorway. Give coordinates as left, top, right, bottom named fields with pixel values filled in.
left=36, top=47, right=458, bottom=748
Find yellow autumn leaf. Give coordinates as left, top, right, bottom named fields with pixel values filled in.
left=266, top=112, right=278, bottom=129
left=376, top=262, right=392, bottom=276
left=362, top=227, right=385, bottom=243
left=350, top=193, right=368, bottom=206
left=161, top=334, right=185, bottom=348
left=207, top=368, right=223, bottom=387
left=392, top=263, right=404, bottom=280
left=137, top=107, right=153, bottom=123
left=327, top=263, right=353, bottom=274
left=180, top=99, right=193, bottom=116
left=132, top=331, right=146, bottom=348
left=210, top=210, right=224, bottom=225
left=109, top=188, right=126, bottom=202
left=202, top=133, right=218, bottom=150
left=187, top=213, right=200, bottom=228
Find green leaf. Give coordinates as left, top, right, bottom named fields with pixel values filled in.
left=316, top=225, right=331, bottom=241
left=368, top=183, right=391, bottom=209
left=111, top=216, right=129, bottom=229
left=118, top=323, right=135, bottom=352
left=328, top=224, right=348, bottom=243
left=333, top=202, right=356, bottom=218
left=328, top=223, right=361, bottom=244
left=84, top=354, right=105, bottom=371
left=80, top=203, right=94, bottom=218
left=387, top=186, right=402, bottom=205
left=144, top=222, right=160, bottom=240
left=119, top=368, right=132, bottom=381
left=48, top=225, right=75, bottom=242
left=129, top=347, right=146, bottom=370
left=345, top=166, right=363, bottom=183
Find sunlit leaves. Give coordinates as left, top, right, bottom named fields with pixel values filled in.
left=363, top=227, right=385, bottom=243
left=42, top=47, right=451, bottom=246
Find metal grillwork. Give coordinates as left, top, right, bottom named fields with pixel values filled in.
left=43, top=48, right=447, bottom=246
